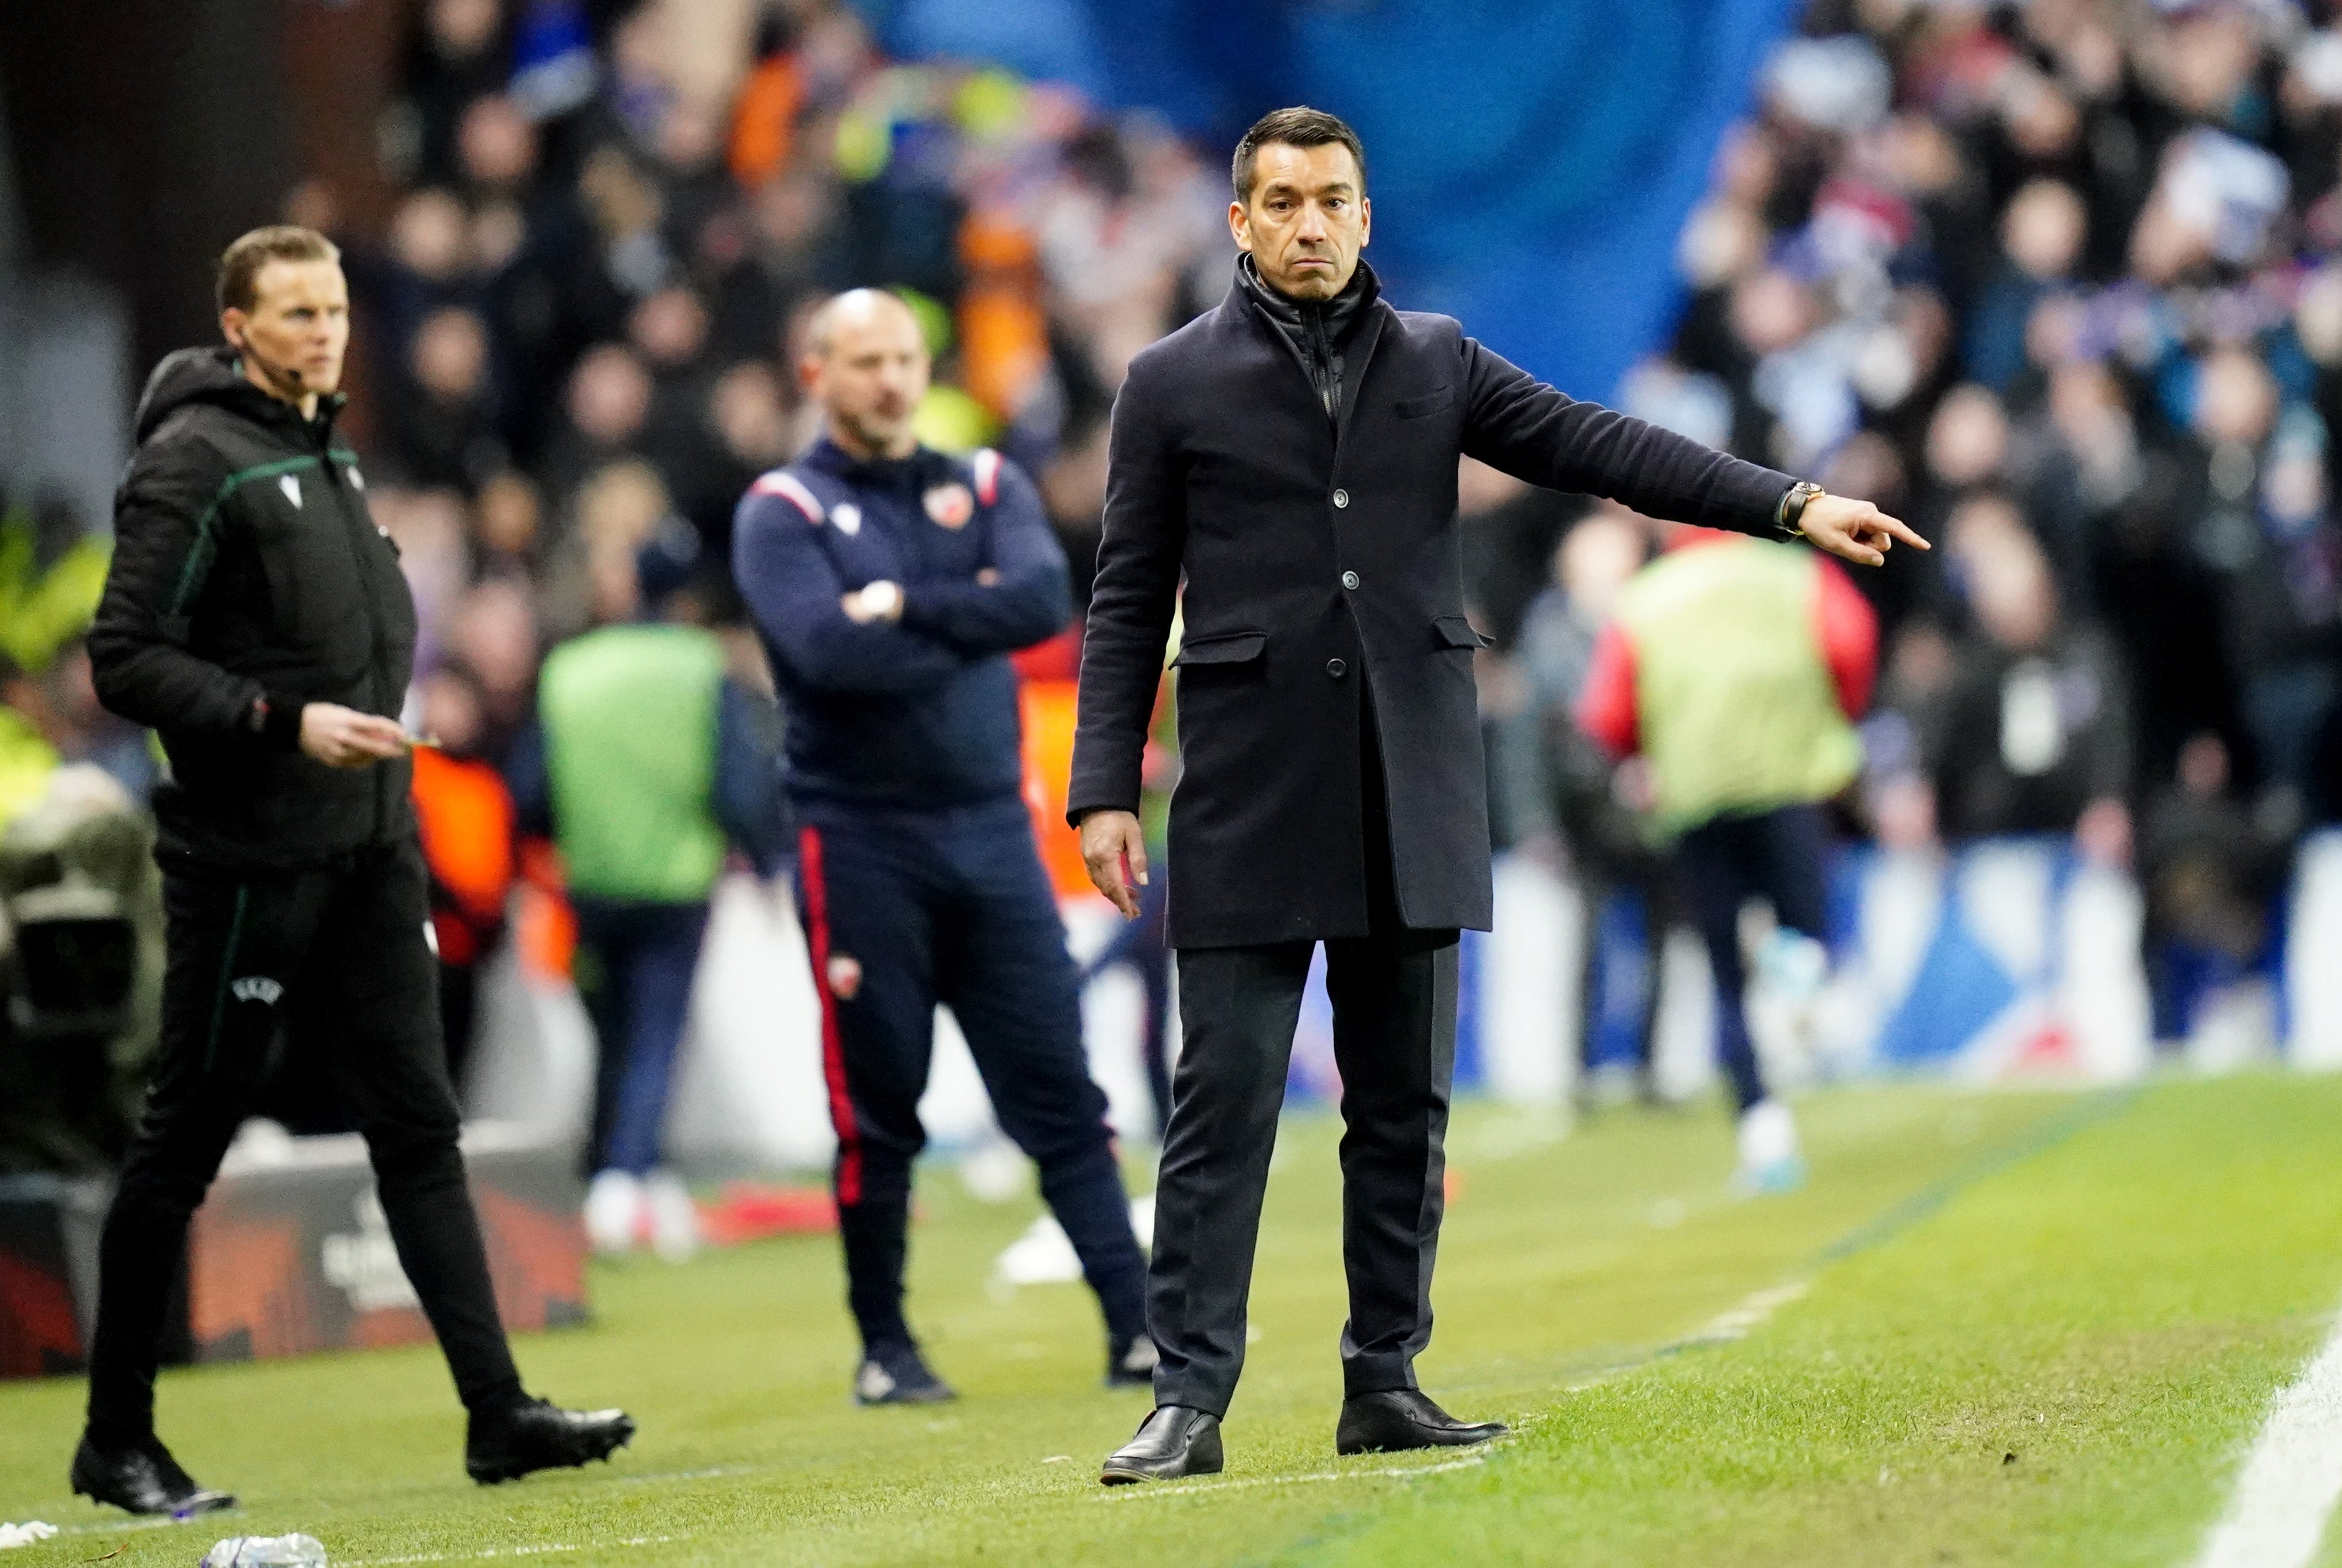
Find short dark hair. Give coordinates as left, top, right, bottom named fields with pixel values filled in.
left=216, top=226, right=340, bottom=316
left=1232, top=106, right=1366, bottom=205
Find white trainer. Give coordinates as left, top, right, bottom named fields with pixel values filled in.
left=644, top=1169, right=701, bottom=1263
left=584, top=1169, right=646, bottom=1255
left=1734, top=1099, right=1806, bottom=1195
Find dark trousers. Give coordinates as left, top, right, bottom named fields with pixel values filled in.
left=572, top=897, right=710, bottom=1178
left=86, top=840, right=521, bottom=1443
left=1576, top=856, right=1676, bottom=1081
left=439, top=961, right=478, bottom=1097
left=1672, top=803, right=1829, bottom=1113
left=1149, top=709, right=1459, bottom=1414
left=795, top=798, right=1147, bottom=1352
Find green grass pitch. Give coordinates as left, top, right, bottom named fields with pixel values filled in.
left=4, top=1073, right=2339, bottom=1566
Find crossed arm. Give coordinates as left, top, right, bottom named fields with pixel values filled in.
left=734, top=463, right=1073, bottom=694
left=733, top=490, right=969, bottom=694
left=895, top=461, right=1073, bottom=654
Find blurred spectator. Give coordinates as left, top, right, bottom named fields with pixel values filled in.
left=2185, top=345, right=2341, bottom=804
left=2140, top=731, right=2289, bottom=1046
left=509, top=527, right=782, bottom=1261
left=1578, top=524, right=1878, bottom=1191
left=1492, top=509, right=1675, bottom=1100
left=542, top=343, right=654, bottom=504
left=1458, top=457, right=1583, bottom=650
left=410, top=666, right=518, bottom=1091
left=394, top=0, right=514, bottom=189
left=2092, top=446, right=2245, bottom=794
left=449, top=575, right=542, bottom=755
left=1929, top=509, right=2133, bottom=859
left=304, top=1, right=1241, bottom=776
left=473, top=469, right=546, bottom=577
left=1967, top=177, right=2088, bottom=391
left=38, top=642, right=159, bottom=806
left=1636, top=0, right=2342, bottom=868
left=384, top=306, right=508, bottom=491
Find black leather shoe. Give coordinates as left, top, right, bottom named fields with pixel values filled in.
left=1106, top=1333, right=1159, bottom=1389
left=1335, top=1390, right=1507, bottom=1455
left=70, top=1434, right=236, bottom=1517
left=1100, top=1405, right=1222, bottom=1484
left=465, top=1396, right=636, bottom=1484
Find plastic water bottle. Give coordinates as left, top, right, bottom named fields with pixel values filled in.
left=201, top=1535, right=328, bottom=1566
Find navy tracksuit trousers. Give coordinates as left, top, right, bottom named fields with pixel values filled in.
left=573, top=896, right=710, bottom=1178
left=1672, top=803, right=1829, bottom=1112
left=794, top=796, right=1147, bottom=1353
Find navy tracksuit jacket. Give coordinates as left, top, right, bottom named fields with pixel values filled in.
left=733, top=437, right=1145, bottom=1352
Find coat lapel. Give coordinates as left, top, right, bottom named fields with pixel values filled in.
left=1332, top=302, right=1389, bottom=459
left=1221, top=285, right=1325, bottom=417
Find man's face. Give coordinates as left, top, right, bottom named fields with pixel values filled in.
left=802, top=297, right=930, bottom=459
left=224, top=258, right=351, bottom=401
left=1232, top=141, right=1370, bottom=301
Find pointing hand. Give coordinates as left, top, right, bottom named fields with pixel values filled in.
left=1793, top=494, right=1930, bottom=568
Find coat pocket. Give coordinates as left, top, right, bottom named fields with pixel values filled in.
left=1395, top=386, right=1455, bottom=420
left=1171, top=629, right=1268, bottom=667
left=1432, top=614, right=1493, bottom=650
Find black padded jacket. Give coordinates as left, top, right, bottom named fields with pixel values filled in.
left=87, top=347, right=418, bottom=870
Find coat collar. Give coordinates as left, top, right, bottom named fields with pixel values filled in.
left=1222, top=257, right=1391, bottom=448
left=1233, top=253, right=1377, bottom=341
left=135, top=344, right=346, bottom=448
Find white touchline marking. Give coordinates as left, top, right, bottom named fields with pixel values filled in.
left=1685, top=1281, right=1810, bottom=1346
left=343, top=1535, right=683, bottom=1566
left=2192, top=1294, right=2342, bottom=1568
left=1101, top=1451, right=1490, bottom=1501
left=615, top=1463, right=760, bottom=1487
left=58, top=1514, right=201, bottom=1536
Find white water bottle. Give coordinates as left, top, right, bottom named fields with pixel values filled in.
left=201, top=1534, right=328, bottom=1566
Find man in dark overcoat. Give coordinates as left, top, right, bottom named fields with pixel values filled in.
left=1070, top=107, right=1924, bottom=1483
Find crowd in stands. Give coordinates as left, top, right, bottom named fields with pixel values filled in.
left=10, top=0, right=2342, bottom=1063
left=306, top=0, right=1229, bottom=737
left=1486, top=0, right=2342, bottom=1041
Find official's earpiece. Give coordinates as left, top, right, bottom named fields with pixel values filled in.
left=230, top=325, right=305, bottom=393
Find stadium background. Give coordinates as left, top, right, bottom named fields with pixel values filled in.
left=10, top=0, right=2342, bottom=1163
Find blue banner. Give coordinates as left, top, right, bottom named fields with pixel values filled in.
left=861, top=0, right=1799, bottom=402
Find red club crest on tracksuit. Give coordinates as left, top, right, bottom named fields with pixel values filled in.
left=826, top=954, right=864, bottom=999
left=922, top=482, right=974, bottom=529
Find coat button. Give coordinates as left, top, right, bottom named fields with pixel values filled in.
left=1326, top=657, right=1348, bottom=678
left=1332, top=488, right=1350, bottom=509
left=1341, top=570, right=1360, bottom=591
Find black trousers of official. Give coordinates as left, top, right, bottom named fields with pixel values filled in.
left=84, top=839, right=522, bottom=1443
left=1148, top=727, right=1461, bottom=1416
